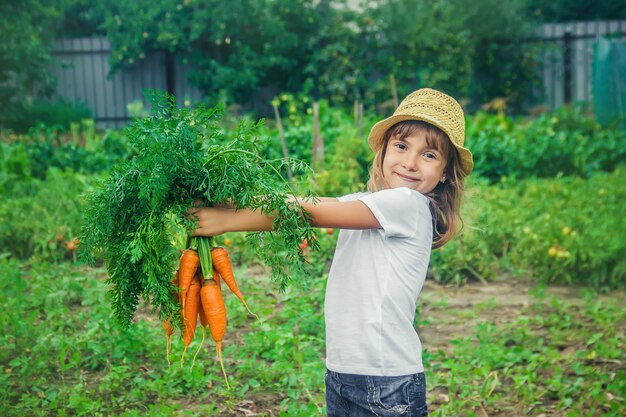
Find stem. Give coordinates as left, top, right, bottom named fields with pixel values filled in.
left=204, top=149, right=295, bottom=193
left=196, top=237, right=213, bottom=279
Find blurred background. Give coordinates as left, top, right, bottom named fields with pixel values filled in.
left=1, top=1, right=625, bottom=416
left=1, top=0, right=625, bottom=130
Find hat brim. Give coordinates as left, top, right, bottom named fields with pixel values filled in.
left=368, top=114, right=474, bottom=175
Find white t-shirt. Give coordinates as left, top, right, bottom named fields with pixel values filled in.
left=324, top=187, right=433, bottom=376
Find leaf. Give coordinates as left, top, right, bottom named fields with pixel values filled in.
left=80, top=90, right=315, bottom=327
left=480, top=371, right=499, bottom=399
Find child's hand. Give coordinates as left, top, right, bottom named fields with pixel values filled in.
left=188, top=199, right=276, bottom=235
left=187, top=201, right=231, bottom=237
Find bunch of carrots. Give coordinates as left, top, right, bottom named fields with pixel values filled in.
left=164, top=237, right=257, bottom=389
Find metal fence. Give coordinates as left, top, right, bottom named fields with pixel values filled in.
left=49, top=20, right=626, bottom=128
left=51, top=37, right=203, bottom=128
left=533, top=20, right=626, bottom=110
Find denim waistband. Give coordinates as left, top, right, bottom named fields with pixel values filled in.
left=326, top=369, right=423, bottom=386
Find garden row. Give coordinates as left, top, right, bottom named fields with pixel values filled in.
left=1, top=104, right=624, bottom=289
left=2, top=253, right=623, bottom=415
left=4, top=100, right=625, bottom=185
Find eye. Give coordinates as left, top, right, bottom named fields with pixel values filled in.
left=394, top=142, right=407, bottom=151
left=423, top=152, right=437, bottom=159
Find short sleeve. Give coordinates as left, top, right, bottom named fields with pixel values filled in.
left=358, top=187, right=429, bottom=238
left=337, top=192, right=366, bottom=202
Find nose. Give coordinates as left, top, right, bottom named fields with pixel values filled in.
left=402, top=155, right=418, bottom=171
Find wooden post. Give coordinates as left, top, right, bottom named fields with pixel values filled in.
left=359, top=102, right=363, bottom=138
left=312, top=101, right=324, bottom=173
left=354, top=99, right=363, bottom=138
left=390, top=74, right=399, bottom=108
left=272, top=102, right=292, bottom=181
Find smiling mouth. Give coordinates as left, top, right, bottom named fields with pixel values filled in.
left=395, top=173, right=419, bottom=182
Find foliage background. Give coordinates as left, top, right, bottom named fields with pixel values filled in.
left=3, top=0, right=626, bottom=128
left=2, top=1, right=626, bottom=415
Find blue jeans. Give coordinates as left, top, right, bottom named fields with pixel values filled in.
left=325, top=370, right=429, bottom=417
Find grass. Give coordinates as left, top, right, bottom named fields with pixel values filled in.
left=1, top=258, right=624, bottom=416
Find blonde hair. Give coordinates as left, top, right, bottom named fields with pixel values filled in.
left=366, top=120, right=467, bottom=248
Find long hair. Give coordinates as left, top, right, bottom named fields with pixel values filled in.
left=366, top=120, right=467, bottom=248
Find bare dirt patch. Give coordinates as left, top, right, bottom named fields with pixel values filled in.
left=417, top=277, right=623, bottom=354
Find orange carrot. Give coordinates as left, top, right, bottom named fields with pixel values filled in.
left=211, top=266, right=221, bottom=291
left=178, top=249, right=199, bottom=309
left=201, top=278, right=230, bottom=389
left=180, top=275, right=201, bottom=367
left=191, top=281, right=209, bottom=371
left=163, top=320, right=174, bottom=366
left=211, top=246, right=258, bottom=319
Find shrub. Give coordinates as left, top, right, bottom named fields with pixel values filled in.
left=2, top=99, right=92, bottom=133
left=1, top=122, right=131, bottom=181
left=498, top=168, right=626, bottom=289
left=0, top=167, right=90, bottom=260
left=467, top=106, right=626, bottom=183
left=430, top=167, right=626, bottom=289
left=429, top=178, right=500, bottom=285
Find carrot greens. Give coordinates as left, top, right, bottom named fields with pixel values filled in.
left=80, top=90, right=316, bottom=327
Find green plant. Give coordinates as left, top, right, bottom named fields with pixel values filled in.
left=426, top=290, right=626, bottom=415
left=3, top=256, right=624, bottom=416
left=80, top=91, right=317, bottom=327
left=0, top=166, right=89, bottom=260
left=2, top=99, right=92, bottom=133
left=467, top=106, right=626, bottom=183
left=1, top=122, right=131, bottom=181
left=429, top=177, right=501, bottom=285
left=428, top=165, right=626, bottom=289
left=0, top=0, right=60, bottom=121
left=501, top=168, right=626, bottom=289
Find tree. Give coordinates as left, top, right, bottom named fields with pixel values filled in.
left=351, top=0, right=539, bottom=111
left=0, top=0, right=61, bottom=117
left=91, top=0, right=357, bottom=112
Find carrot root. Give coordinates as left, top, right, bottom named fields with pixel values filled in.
left=180, top=345, right=189, bottom=368
left=216, top=342, right=230, bottom=390
left=163, top=319, right=174, bottom=367
left=191, top=327, right=206, bottom=371
left=166, top=335, right=171, bottom=367
left=240, top=298, right=259, bottom=321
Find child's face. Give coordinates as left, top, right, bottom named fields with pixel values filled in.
left=382, top=130, right=447, bottom=194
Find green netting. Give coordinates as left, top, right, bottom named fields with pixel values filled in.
left=593, top=37, right=626, bottom=129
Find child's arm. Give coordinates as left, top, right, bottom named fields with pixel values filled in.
left=191, top=198, right=380, bottom=237
left=296, top=198, right=380, bottom=229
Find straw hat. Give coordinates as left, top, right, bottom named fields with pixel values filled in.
left=368, top=88, right=474, bottom=174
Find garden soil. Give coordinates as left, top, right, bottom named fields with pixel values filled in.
left=182, top=273, right=624, bottom=416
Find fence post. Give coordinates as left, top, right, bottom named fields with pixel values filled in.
left=165, top=50, right=176, bottom=96
left=312, top=101, right=324, bottom=173
left=564, top=30, right=573, bottom=104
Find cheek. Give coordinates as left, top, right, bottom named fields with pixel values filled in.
left=381, top=158, right=394, bottom=175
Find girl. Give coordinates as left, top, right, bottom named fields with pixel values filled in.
left=192, top=88, right=473, bottom=416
